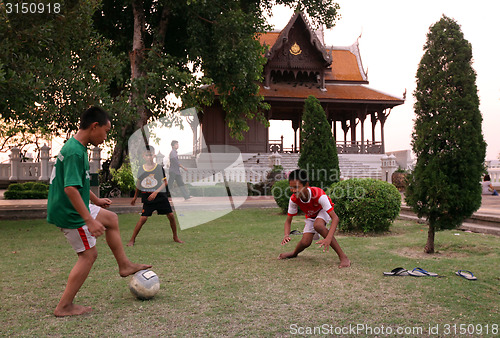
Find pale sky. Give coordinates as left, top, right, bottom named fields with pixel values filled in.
left=268, top=0, right=500, bottom=160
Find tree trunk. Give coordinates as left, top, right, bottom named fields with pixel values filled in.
left=425, top=221, right=435, bottom=254
left=109, top=1, right=170, bottom=170
left=110, top=0, right=146, bottom=170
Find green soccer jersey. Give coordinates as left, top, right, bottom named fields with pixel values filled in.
left=47, top=137, right=91, bottom=229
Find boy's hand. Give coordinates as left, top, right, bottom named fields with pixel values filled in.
left=96, top=198, right=112, bottom=208
left=147, top=191, right=158, bottom=201
left=316, top=238, right=332, bottom=252
left=281, top=235, right=291, bottom=245
left=131, top=197, right=137, bottom=206
left=87, top=219, right=106, bottom=238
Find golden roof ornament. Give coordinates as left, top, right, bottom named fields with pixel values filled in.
left=290, top=42, right=302, bottom=55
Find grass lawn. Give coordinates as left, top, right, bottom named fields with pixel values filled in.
left=1, top=208, right=499, bottom=336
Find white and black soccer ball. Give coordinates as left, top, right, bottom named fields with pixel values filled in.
left=129, top=269, right=160, bottom=300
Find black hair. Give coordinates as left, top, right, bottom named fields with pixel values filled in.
left=288, top=168, right=308, bottom=185
left=79, top=106, right=110, bottom=130
left=484, top=174, right=491, bottom=181
left=171, top=140, right=178, bottom=147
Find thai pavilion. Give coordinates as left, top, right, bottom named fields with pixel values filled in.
left=198, top=12, right=404, bottom=156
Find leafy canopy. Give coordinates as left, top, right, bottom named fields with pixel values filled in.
left=0, top=0, right=123, bottom=142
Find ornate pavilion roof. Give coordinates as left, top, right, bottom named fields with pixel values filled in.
left=257, top=12, right=404, bottom=107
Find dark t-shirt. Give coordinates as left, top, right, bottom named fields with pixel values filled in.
left=169, top=149, right=181, bottom=175
left=136, top=164, right=169, bottom=204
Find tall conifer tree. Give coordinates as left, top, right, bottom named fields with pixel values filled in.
left=406, top=16, right=486, bottom=253
left=298, top=96, right=340, bottom=189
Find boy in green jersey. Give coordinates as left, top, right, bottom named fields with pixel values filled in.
left=47, top=107, right=151, bottom=317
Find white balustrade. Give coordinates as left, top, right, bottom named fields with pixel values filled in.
left=488, top=168, right=500, bottom=187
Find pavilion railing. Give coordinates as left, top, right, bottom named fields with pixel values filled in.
left=336, top=141, right=382, bottom=154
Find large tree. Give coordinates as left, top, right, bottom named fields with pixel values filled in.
left=92, top=0, right=340, bottom=168
left=405, top=16, right=486, bottom=253
left=298, top=95, right=340, bottom=189
left=0, top=0, right=123, bottom=146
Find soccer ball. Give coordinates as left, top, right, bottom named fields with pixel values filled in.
left=129, top=269, right=160, bottom=300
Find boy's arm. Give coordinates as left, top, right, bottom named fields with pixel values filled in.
left=316, top=209, right=339, bottom=251
left=147, top=179, right=167, bottom=201
left=64, top=186, right=105, bottom=237
left=281, top=214, right=294, bottom=245
left=131, top=187, right=140, bottom=205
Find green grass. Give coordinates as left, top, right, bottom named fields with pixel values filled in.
left=1, top=208, right=499, bottom=336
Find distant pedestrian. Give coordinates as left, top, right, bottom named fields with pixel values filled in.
left=168, top=140, right=191, bottom=200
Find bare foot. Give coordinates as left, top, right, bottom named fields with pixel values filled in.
left=54, top=304, right=92, bottom=317
left=173, top=237, right=184, bottom=243
left=126, top=241, right=134, bottom=247
left=278, top=252, right=297, bottom=259
left=119, top=262, right=152, bottom=277
left=338, top=258, right=351, bottom=268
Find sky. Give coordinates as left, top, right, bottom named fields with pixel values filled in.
left=267, top=0, right=500, bottom=161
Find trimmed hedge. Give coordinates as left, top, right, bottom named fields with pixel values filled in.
left=327, top=178, right=401, bottom=233
left=4, top=182, right=49, bottom=199
left=271, top=179, right=292, bottom=214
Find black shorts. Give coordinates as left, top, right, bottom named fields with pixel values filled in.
left=141, top=200, right=173, bottom=216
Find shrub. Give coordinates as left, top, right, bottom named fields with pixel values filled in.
left=298, top=96, right=340, bottom=188
left=110, top=160, right=136, bottom=196
left=4, top=182, right=49, bottom=199
left=22, top=182, right=36, bottom=190
left=251, top=167, right=285, bottom=196
left=6, top=183, right=24, bottom=191
left=327, top=178, right=401, bottom=233
left=272, top=179, right=292, bottom=214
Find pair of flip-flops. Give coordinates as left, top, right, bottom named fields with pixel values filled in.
left=383, top=267, right=438, bottom=277
left=384, top=267, right=477, bottom=280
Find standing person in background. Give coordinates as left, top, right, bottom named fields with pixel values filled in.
left=168, top=140, right=191, bottom=200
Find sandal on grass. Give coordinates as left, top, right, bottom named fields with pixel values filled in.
left=455, top=270, right=477, bottom=280
left=383, top=267, right=409, bottom=276
left=408, top=267, right=439, bottom=277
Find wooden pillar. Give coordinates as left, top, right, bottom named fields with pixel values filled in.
left=350, top=116, right=356, bottom=144
left=379, top=109, right=390, bottom=154
left=371, top=112, right=377, bottom=143
left=341, top=120, right=349, bottom=146
left=359, top=106, right=367, bottom=153
left=292, top=118, right=300, bottom=153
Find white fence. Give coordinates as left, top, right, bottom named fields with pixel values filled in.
left=489, top=168, right=500, bottom=188
left=181, top=167, right=270, bottom=185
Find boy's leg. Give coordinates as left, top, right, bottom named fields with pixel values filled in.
left=95, top=208, right=151, bottom=276
left=127, top=216, right=148, bottom=247
left=278, top=233, right=314, bottom=259
left=167, top=212, right=184, bottom=243
left=313, top=219, right=351, bottom=268
left=54, top=248, right=97, bottom=317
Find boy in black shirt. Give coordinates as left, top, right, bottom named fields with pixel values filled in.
left=127, top=146, right=183, bottom=246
